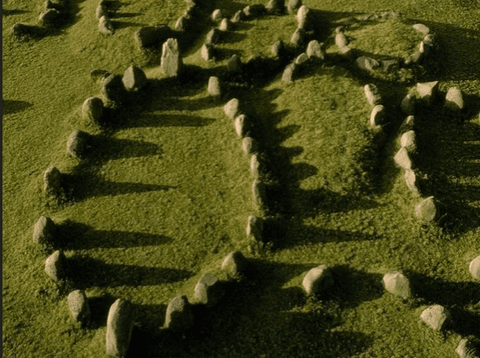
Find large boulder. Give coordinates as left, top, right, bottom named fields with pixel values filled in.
left=364, top=84, right=382, bottom=106
left=99, top=16, right=114, bottom=36
left=400, top=130, right=416, bottom=153
left=106, top=299, right=135, bottom=357
left=306, top=40, right=325, bottom=60
left=252, top=179, right=267, bottom=207
left=33, top=216, right=56, bottom=247
left=207, top=76, right=222, bottom=99
left=44, top=166, right=62, bottom=195
left=134, top=25, right=171, bottom=49
left=68, top=290, right=90, bottom=323
left=122, top=65, right=147, bottom=92
left=224, top=98, right=241, bottom=119
left=161, top=38, right=182, bottom=77
left=39, top=8, right=61, bottom=27
left=420, top=304, right=451, bottom=331
left=45, top=250, right=67, bottom=282
left=67, top=129, right=91, bottom=158
left=370, top=105, right=385, bottom=126
left=469, top=256, right=480, bottom=280
left=417, top=81, right=439, bottom=106
left=401, top=93, right=416, bottom=115
left=101, top=74, right=127, bottom=104
left=221, top=251, right=248, bottom=279
left=382, top=271, right=412, bottom=298
left=243, top=4, right=266, bottom=17
left=302, top=265, right=334, bottom=296
left=415, top=196, right=437, bottom=222
left=82, top=97, right=104, bottom=124
left=234, top=114, right=250, bottom=137
left=242, top=137, right=259, bottom=155
left=394, top=147, right=413, bottom=170
left=194, top=273, right=224, bottom=307
left=164, top=295, right=194, bottom=332
left=246, top=215, right=263, bottom=239
left=445, top=87, right=464, bottom=111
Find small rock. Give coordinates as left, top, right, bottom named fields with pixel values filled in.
left=420, top=304, right=451, bottom=331
left=415, top=196, right=437, bottom=222
left=224, top=98, right=241, bottom=119
left=413, top=23, right=430, bottom=34
left=201, top=43, right=215, bottom=61
left=211, top=9, right=224, bottom=22
left=282, top=63, right=297, bottom=82
left=335, top=32, right=349, bottom=48
left=417, top=81, right=439, bottom=106
left=242, top=137, right=259, bottom=155
left=45, top=250, right=67, bottom=281
left=400, top=130, right=416, bottom=153
left=96, top=4, right=108, bottom=20
left=252, top=179, right=267, bottom=207
left=175, top=16, right=188, bottom=32
left=164, top=295, right=194, bottom=332
left=231, top=10, right=246, bottom=23
left=39, top=8, right=61, bottom=26
left=106, top=299, right=135, bottom=357
left=469, top=256, right=480, bottom=280
left=296, top=5, right=311, bottom=29
left=33, top=216, right=56, bottom=247
left=206, top=28, right=221, bottom=44
left=394, top=147, right=413, bottom=170
left=404, top=169, right=418, bottom=191
left=287, top=0, right=302, bottom=12
left=382, top=271, right=412, bottom=298
left=370, top=105, right=385, bottom=126
left=266, top=0, right=285, bottom=14
left=290, top=27, right=305, bottom=47
left=227, top=54, right=242, bottom=72
left=134, top=25, right=171, bottom=48
left=250, top=154, right=263, bottom=175
left=295, top=53, right=308, bottom=65
left=306, top=40, right=325, bottom=60
left=44, top=166, right=62, bottom=195
left=456, top=338, right=480, bottom=358
left=445, top=87, right=464, bottom=111
left=364, top=84, right=382, bottom=106
left=194, top=273, right=224, bottom=307
left=234, top=114, right=249, bottom=137
left=302, top=265, right=334, bottom=296
left=219, top=18, right=231, bottom=31
left=221, top=251, right=248, bottom=279
left=101, top=74, right=127, bottom=104
left=161, top=38, right=182, bottom=77
left=356, top=56, right=380, bottom=71
left=272, top=40, right=286, bottom=58
left=67, top=129, right=91, bottom=158
left=82, top=97, right=104, bottom=124
left=99, top=16, right=114, bottom=35
left=401, top=93, right=416, bottom=115
left=243, top=4, right=266, bottom=17
left=122, top=65, right=147, bottom=92
left=207, top=76, right=222, bottom=99
left=68, top=290, right=90, bottom=323
left=246, top=215, right=263, bottom=240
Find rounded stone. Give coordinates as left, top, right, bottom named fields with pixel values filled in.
left=400, top=130, right=416, bottom=153
left=234, top=114, right=249, bottom=137
left=242, top=137, right=259, bottom=155
left=67, top=129, right=91, bottom=158
left=306, top=40, right=325, bottom=60
left=207, top=76, right=222, bottom=99
left=290, top=27, right=305, bottom=47
left=282, top=63, right=297, bottom=82
left=45, top=250, right=67, bottom=282
left=296, top=5, right=311, bottom=29
left=364, top=84, right=382, bottom=106
left=68, top=290, right=90, bottom=323
left=194, top=273, right=224, bottom=307
left=101, top=74, right=127, bottom=104
left=106, top=299, right=135, bottom=357
left=415, top=196, right=437, bottom=222
left=164, top=295, right=194, bottom=332
left=33, top=216, right=56, bottom=247
left=246, top=215, right=263, bottom=239
left=469, top=256, right=480, bottom=280
left=99, top=15, right=114, bottom=35
left=250, top=154, right=263, bottom=175
left=404, top=169, right=418, bottom=192
left=335, top=32, right=349, bottom=48
left=221, top=251, right=248, bottom=279
left=420, top=304, right=451, bottom=331
left=122, top=65, right=147, bottom=92
left=82, top=97, right=104, bottom=124
left=219, top=18, right=231, bottom=31
left=394, top=147, right=413, bottom=170
left=417, top=81, right=439, bottom=106
left=224, top=98, right=241, bottom=119
left=287, top=0, right=302, bottom=12
left=295, top=53, right=308, bottom=65
left=227, top=54, right=242, bottom=72
left=161, top=38, right=183, bottom=78
left=43, top=166, right=62, bottom=195
left=272, top=40, right=286, bottom=58
left=302, top=265, right=334, bottom=296
left=382, top=271, right=412, bottom=298
left=370, top=105, right=385, bottom=126
left=206, top=28, right=221, bottom=44
left=456, top=338, right=480, bottom=358
left=413, top=23, right=430, bottom=34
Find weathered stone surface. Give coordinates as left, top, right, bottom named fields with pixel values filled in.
left=165, top=295, right=194, bottom=332
left=335, top=32, right=349, bottom=48
left=243, top=4, right=266, bottom=17
left=356, top=56, right=380, bottom=71
left=67, top=129, right=91, bottom=158
left=364, top=84, right=382, bottom=106
left=39, top=8, right=61, bottom=26
left=194, top=273, right=224, bottom=307
left=420, top=305, right=451, bottom=331
left=401, top=93, right=416, bottom=115
left=206, top=28, right=221, bottom=44
left=413, top=23, right=430, bottom=34
left=175, top=16, right=188, bottom=32
left=68, top=290, right=90, bottom=323
left=445, top=87, right=464, bottom=111
left=409, top=49, right=424, bottom=64
left=207, top=76, right=221, bottom=99
left=201, top=43, right=215, bottom=61
left=222, top=251, right=248, bottom=279
left=272, top=40, right=286, bottom=58
left=400, top=130, right=416, bottom=153
left=211, top=9, right=224, bottom=22
left=295, top=53, right=308, bottom=65
left=296, top=5, right=311, bottom=29
left=415, top=196, right=437, bottom=222
left=246, top=215, right=263, bottom=239
left=106, top=299, right=135, bottom=357
left=394, top=147, right=413, bottom=170
left=82, top=97, right=104, bottom=124
left=404, top=169, right=418, bottom=191
left=45, top=250, right=67, bottom=281
left=231, top=10, right=246, bottom=23
left=251, top=154, right=264, bottom=175
left=227, top=54, right=242, bottom=72
left=234, top=114, right=249, bottom=137
left=282, top=63, right=297, bottom=82
left=161, top=38, right=182, bottom=77
left=370, top=105, right=385, bottom=126
left=469, top=256, right=480, bottom=280
left=290, top=27, right=305, bottom=47
left=382, top=271, right=412, bottom=298
left=417, top=81, right=439, bottom=105
left=287, top=0, right=302, bottom=12
left=306, top=40, right=325, bottom=60
left=242, top=137, right=259, bottom=155
left=219, top=18, right=231, bottom=31
left=44, top=166, right=62, bottom=195
left=99, top=16, right=114, bottom=35
left=252, top=179, right=267, bottom=207
left=456, top=339, right=480, bottom=358
left=266, top=0, right=285, bottom=14
left=302, top=265, right=334, bottom=296
left=224, top=98, right=241, bottom=119
left=96, top=4, right=108, bottom=19
left=122, top=65, right=147, bottom=92
left=33, top=216, right=56, bottom=246
left=134, top=25, right=171, bottom=48
left=101, top=74, right=127, bottom=104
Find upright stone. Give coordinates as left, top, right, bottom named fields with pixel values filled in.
left=306, top=40, right=325, bottom=60
left=364, top=84, right=382, bottom=106
left=266, top=0, right=285, bottom=14
left=282, top=63, right=297, bottom=82
left=302, top=265, right=334, bottom=295
left=370, top=105, right=385, bottom=126
left=469, top=256, right=480, bottom=280
left=68, top=290, right=90, bottom=323
left=288, top=0, right=302, bottom=12
left=33, top=216, right=56, bottom=247
left=296, top=5, right=311, bottom=29
left=161, top=38, right=182, bottom=77
left=456, top=339, right=480, bottom=358
left=224, top=98, right=241, bottom=119
left=246, top=215, right=263, bottom=239
left=227, top=54, right=242, bottom=72
left=45, top=250, right=67, bottom=282
left=194, top=273, right=224, bottom=307
left=335, top=32, right=349, bottom=48
left=122, top=65, right=147, bottom=92
left=417, top=81, right=439, bottom=106
left=415, top=196, right=437, bottom=222
left=272, top=40, right=286, bottom=58
left=252, top=179, right=267, bottom=207
left=207, top=76, right=221, bottom=99
left=231, top=10, right=246, bottom=23
left=404, top=169, right=419, bottom=192
left=234, top=114, right=249, bottom=137
left=420, top=305, right=451, bottom=331
left=175, top=16, right=188, bottom=32
left=290, top=28, right=305, bottom=47
left=206, top=28, right=220, bottom=44
left=250, top=154, right=262, bottom=175
left=44, top=166, right=62, bottom=195
left=219, top=18, right=231, bottom=31
left=201, top=43, right=215, bottom=61
left=96, top=4, right=108, bottom=19
left=243, top=4, right=266, bottom=17
left=295, top=53, right=308, bottom=65
left=99, top=16, right=114, bottom=35
left=242, top=137, right=259, bottom=155
left=67, top=129, right=91, bottom=158
left=382, top=271, right=412, bottom=298
left=82, top=97, right=104, bottom=124
left=222, top=251, right=248, bottom=279
left=400, top=130, right=416, bottom=153
left=211, top=9, right=224, bottom=22
left=106, top=299, right=135, bottom=357
left=401, top=93, right=416, bottom=115
left=164, top=295, right=194, bottom=332
left=445, top=87, right=464, bottom=111
left=394, top=147, right=413, bottom=170
left=101, top=74, right=127, bottom=104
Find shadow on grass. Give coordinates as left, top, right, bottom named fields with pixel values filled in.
left=3, top=99, right=33, bottom=114
left=87, top=292, right=117, bottom=329
left=68, top=256, right=193, bottom=289
left=2, top=9, right=30, bottom=16
left=130, top=114, right=216, bottom=128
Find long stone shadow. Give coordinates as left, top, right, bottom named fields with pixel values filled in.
left=54, top=219, right=173, bottom=249
left=67, top=256, right=193, bottom=289
left=129, top=114, right=216, bottom=128
left=3, top=99, right=33, bottom=115
left=87, top=135, right=162, bottom=159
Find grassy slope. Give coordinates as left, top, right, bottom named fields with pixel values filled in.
left=3, top=0, right=480, bottom=357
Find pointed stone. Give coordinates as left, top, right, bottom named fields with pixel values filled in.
left=382, top=271, right=412, bottom=298
left=161, top=38, right=182, bottom=77
left=106, top=299, right=135, bottom=357
left=420, top=305, right=451, bottom=331
left=246, top=215, right=263, bottom=239
left=282, top=63, right=297, bottom=82
left=370, top=105, right=385, bottom=126
left=44, top=166, right=62, bottom=195
left=394, top=147, right=413, bottom=170
left=219, top=18, right=231, bottom=31
left=96, top=4, right=108, bottom=20
left=206, top=28, right=221, bottom=44
left=252, top=179, right=267, bottom=207
left=242, top=137, right=259, bottom=155
left=417, top=81, right=439, bottom=106
left=207, top=76, right=221, bottom=99
left=227, top=54, right=242, bottom=72
left=290, top=27, right=305, bottom=47
left=45, top=250, right=67, bottom=282
left=266, top=0, right=285, bottom=14
left=306, top=40, right=325, bottom=60
left=469, top=256, right=480, bottom=280
left=33, top=216, right=56, bottom=246
left=82, top=97, right=104, bottom=124
left=68, top=290, right=90, bottom=323
left=99, top=16, right=114, bottom=35
left=302, top=265, right=334, bottom=295
left=287, top=0, right=302, bottom=12
left=165, top=295, right=194, bottom=332
left=445, top=87, right=464, bottom=111
left=231, top=10, right=246, bottom=23
left=401, top=93, right=416, bottom=115
left=222, top=251, right=248, bottom=279
left=201, top=43, right=215, bottom=61
left=364, top=84, right=382, bottom=106
left=404, top=169, right=419, bottom=191
left=194, top=273, right=224, bottom=307
left=224, top=98, right=241, bottom=119
left=400, top=130, right=416, bottom=153
left=415, top=196, right=437, bottom=222
left=234, top=114, right=249, bottom=137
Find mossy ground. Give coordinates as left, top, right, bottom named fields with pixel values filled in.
left=3, top=0, right=480, bottom=357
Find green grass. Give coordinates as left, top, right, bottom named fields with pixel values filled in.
left=3, top=0, right=480, bottom=357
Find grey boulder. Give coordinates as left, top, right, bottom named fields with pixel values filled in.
left=382, top=271, right=412, bottom=298
left=415, top=196, right=437, bottom=222
left=82, top=97, right=104, bottom=124
left=45, top=250, right=67, bottom=281
left=68, top=290, right=90, bottom=323
left=122, top=65, right=147, bottom=92
left=106, top=299, right=135, bottom=357
left=67, top=129, right=91, bottom=158
left=306, top=40, right=325, bottom=60
left=420, top=304, right=451, bottom=331
left=302, top=265, right=334, bottom=295
left=164, top=295, right=194, bottom=332
left=161, top=38, right=182, bottom=77
left=33, top=216, right=56, bottom=247
left=194, top=273, right=224, bottom=307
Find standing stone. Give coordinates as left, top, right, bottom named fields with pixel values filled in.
left=206, top=28, right=220, bottom=44
left=246, top=215, right=263, bottom=239
left=404, top=169, right=418, bottom=191
left=227, top=54, right=242, bottom=72
left=68, top=290, right=90, bottom=323
left=382, top=271, right=412, bottom=298
left=252, top=179, right=267, bottom=207
left=219, top=18, right=231, bottom=31
left=99, top=16, right=114, bottom=35
left=400, top=130, right=416, bottom=153
left=400, top=115, right=415, bottom=133
left=250, top=154, right=263, bottom=175
left=415, top=196, right=437, bottom=222
left=370, top=105, right=385, bottom=126
left=456, top=339, right=480, bottom=358
left=175, top=16, right=188, bottom=32
left=401, top=93, right=416, bottom=115
left=413, top=23, right=430, bottom=34
left=302, top=265, right=334, bottom=296
left=364, top=84, right=382, bottom=106
left=201, top=43, right=215, bottom=61
left=295, top=53, right=308, bottom=65
left=164, top=295, right=194, bottom=332
left=222, top=251, right=248, bottom=279
left=266, top=0, right=285, bottom=14
left=243, top=4, right=266, bottom=17
left=33, top=216, right=56, bottom=246
left=96, top=4, right=108, bottom=19
left=417, top=81, right=439, bottom=106
left=231, top=10, right=246, bottom=23
left=224, top=98, right=241, bottom=119
left=445, top=87, right=464, bottom=111
left=288, top=0, right=302, bottom=12
left=67, top=129, right=91, bottom=158
left=420, top=305, right=451, bottom=331
left=45, top=250, right=67, bottom=282
left=282, top=63, right=297, bottom=82
left=234, top=114, right=249, bottom=137
left=122, top=66, right=147, bottom=92
left=272, top=40, right=286, bottom=58
left=211, top=9, right=224, bottom=22
left=106, top=299, right=135, bottom=358
left=101, top=74, right=127, bottom=104
left=134, top=25, right=171, bottom=49
left=394, top=147, right=413, bottom=170
left=306, top=40, right=325, bottom=60
left=82, top=97, right=104, bottom=124
left=207, top=76, right=221, bottom=99
left=242, top=137, right=259, bottom=155
left=161, top=38, right=182, bottom=77
left=44, top=166, right=62, bottom=195
left=290, top=28, right=305, bottom=47
left=469, top=256, right=480, bottom=280
left=39, top=8, right=61, bottom=26
left=296, top=5, right=311, bottom=29
left=335, top=32, right=349, bottom=48
left=356, top=56, right=380, bottom=71
left=194, top=273, right=224, bottom=307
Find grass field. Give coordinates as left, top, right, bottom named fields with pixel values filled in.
left=3, top=0, right=480, bottom=357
